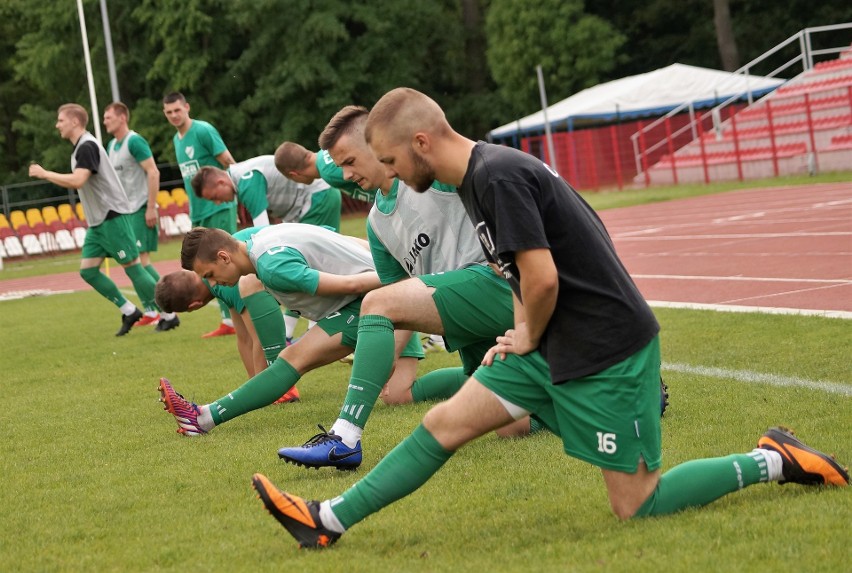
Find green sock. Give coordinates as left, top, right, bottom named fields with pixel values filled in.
left=209, top=358, right=301, bottom=425
left=125, top=263, right=159, bottom=312
left=330, top=424, right=453, bottom=529
left=634, top=451, right=768, bottom=517
left=338, top=315, right=395, bottom=428
left=243, top=291, right=287, bottom=365
left=80, top=266, right=127, bottom=307
left=144, top=264, right=160, bottom=282
left=411, top=367, right=467, bottom=402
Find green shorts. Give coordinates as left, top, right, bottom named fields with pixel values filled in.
left=128, top=205, right=159, bottom=253
left=315, top=298, right=424, bottom=359
left=473, top=336, right=662, bottom=473
left=80, top=216, right=140, bottom=264
left=196, top=204, right=237, bottom=234
left=301, top=187, right=342, bottom=232
left=420, top=265, right=514, bottom=375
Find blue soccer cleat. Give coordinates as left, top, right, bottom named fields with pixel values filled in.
left=278, top=425, right=362, bottom=471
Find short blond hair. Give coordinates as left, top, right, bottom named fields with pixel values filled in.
left=58, top=103, right=89, bottom=128
left=318, top=105, right=369, bottom=151
left=364, top=88, right=448, bottom=146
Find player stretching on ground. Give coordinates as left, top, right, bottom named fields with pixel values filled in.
left=251, top=88, right=848, bottom=549
left=156, top=223, right=424, bottom=439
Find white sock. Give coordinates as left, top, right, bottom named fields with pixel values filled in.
left=197, top=405, right=215, bottom=432
left=283, top=313, right=300, bottom=339
left=330, top=418, right=362, bottom=448
left=144, top=310, right=159, bottom=318
left=319, top=499, right=346, bottom=533
left=222, top=317, right=234, bottom=328
left=119, top=301, right=137, bottom=315
left=161, top=312, right=177, bottom=320
left=754, top=448, right=784, bottom=481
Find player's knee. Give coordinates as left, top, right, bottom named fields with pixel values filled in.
left=361, top=288, right=394, bottom=316
left=380, top=389, right=412, bottom=406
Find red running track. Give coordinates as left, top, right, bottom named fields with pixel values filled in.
left=1, top=182, right=850, bottom=317
left=601, top=182, right=851, bottom=317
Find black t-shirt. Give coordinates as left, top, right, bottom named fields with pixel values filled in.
left=73, top=140, right=100, bottom=174
left=458, top=141, right=659, bottom=382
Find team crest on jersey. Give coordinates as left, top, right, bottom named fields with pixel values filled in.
left=185, top=146, right=195, bottom=159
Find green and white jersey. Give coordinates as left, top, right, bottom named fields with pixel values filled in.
left=246, top=223, right=374, bottom=321
left=173, top=119, right=234, bottom=223
left=72, top=131, right=132, bottom=227
left=205, top=226, right=265, bottom=312
left=316, top=149, right=377, bottom=203
left=107, top=130, right=153, bottom=211
left=229, top=155, right=329, bottom=221
left=367, top=179, right=485, bottom=283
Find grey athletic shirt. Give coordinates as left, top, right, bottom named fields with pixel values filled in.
left=72, top=131, right=132, bottom=226
left=247, top=223, right=375, bottom=321
left=368, top=181, right=485, bottom=276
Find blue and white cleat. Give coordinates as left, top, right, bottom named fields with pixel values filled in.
left=278, top=425, right=362, bottom=471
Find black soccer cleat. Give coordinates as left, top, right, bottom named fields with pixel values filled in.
left=155, top=314, right=181, bottom=332
left=116, top=308, right=143, bottom=336
left=659, top=376, right=669, bottom=417
left=251, top=473, right=341, bottom=549
left=758, top=426, right=849, bottom=486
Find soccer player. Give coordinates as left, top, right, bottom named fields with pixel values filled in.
left=28, top=103, right=162, bottom=337
left=274, top=142, right=377, bottom=204
left=190, top=156, right=342, bottom=230
left=275, top=104, right=523, bottom=470
left=251, top=88, right=849, bottom=549
left=163, top=91, right=237, bottom=338
left=156, top=223, right=424, bottom=441
left=103, top=101, right=179, bottom=330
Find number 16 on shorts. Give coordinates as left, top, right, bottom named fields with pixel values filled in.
left=596, top=432, right=617, bottom=454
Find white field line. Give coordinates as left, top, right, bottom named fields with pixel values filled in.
left=648, top=300, right=852, bottom=319
left=663, top=362, right=852, bottom=397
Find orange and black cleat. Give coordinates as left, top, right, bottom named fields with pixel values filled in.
left=758, top=426, right=849, bottom=486
left=251, top=473, right=341, bottom=548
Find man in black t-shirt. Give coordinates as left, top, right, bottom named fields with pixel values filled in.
left=29, top=103, right=175, bottom=335
left=248, top=88, right=849, bottom=549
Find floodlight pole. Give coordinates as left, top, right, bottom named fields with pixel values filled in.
left=536, top=65, right=559, bottom=173
left=76, top=0, right=103, bottom=143
left=100, top=0, right=121, bottom=103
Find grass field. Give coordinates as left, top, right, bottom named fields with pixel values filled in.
left=1, top=178, right=850, bottom=572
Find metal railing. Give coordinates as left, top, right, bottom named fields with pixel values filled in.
left=631, top=22, right=852, bottom=186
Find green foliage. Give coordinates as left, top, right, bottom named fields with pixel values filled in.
left=1, top=0, right=850, bottom=188
left=485, top=0, right=625, bottom=115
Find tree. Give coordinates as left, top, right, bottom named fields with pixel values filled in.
left=713, top=0, right=740, bottom=71
left=485, top=0, right=625, bottom=116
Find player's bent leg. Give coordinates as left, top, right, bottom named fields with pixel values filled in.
left=380, top=356, right=419, bottom=405
left=601, top=462, right=662, bottom=520
left=423, top=377, right=518, bottom=451
left=360, top=278, right=444, bottom=334
left=279, top=326, right=351, bottom=373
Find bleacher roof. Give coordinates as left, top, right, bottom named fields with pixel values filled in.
left=489, top=63, right=785, bottom=139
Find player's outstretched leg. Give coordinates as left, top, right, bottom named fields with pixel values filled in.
left=251, top=473, right=341, bottom=549
left=157, top=377, right=210, bottom=436
left=758, top=426, right=849, bottom=486
left=278, top=425, right=362, bottom=471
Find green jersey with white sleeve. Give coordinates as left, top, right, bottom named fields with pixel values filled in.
left=246, top=223, right=374, bottom=321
